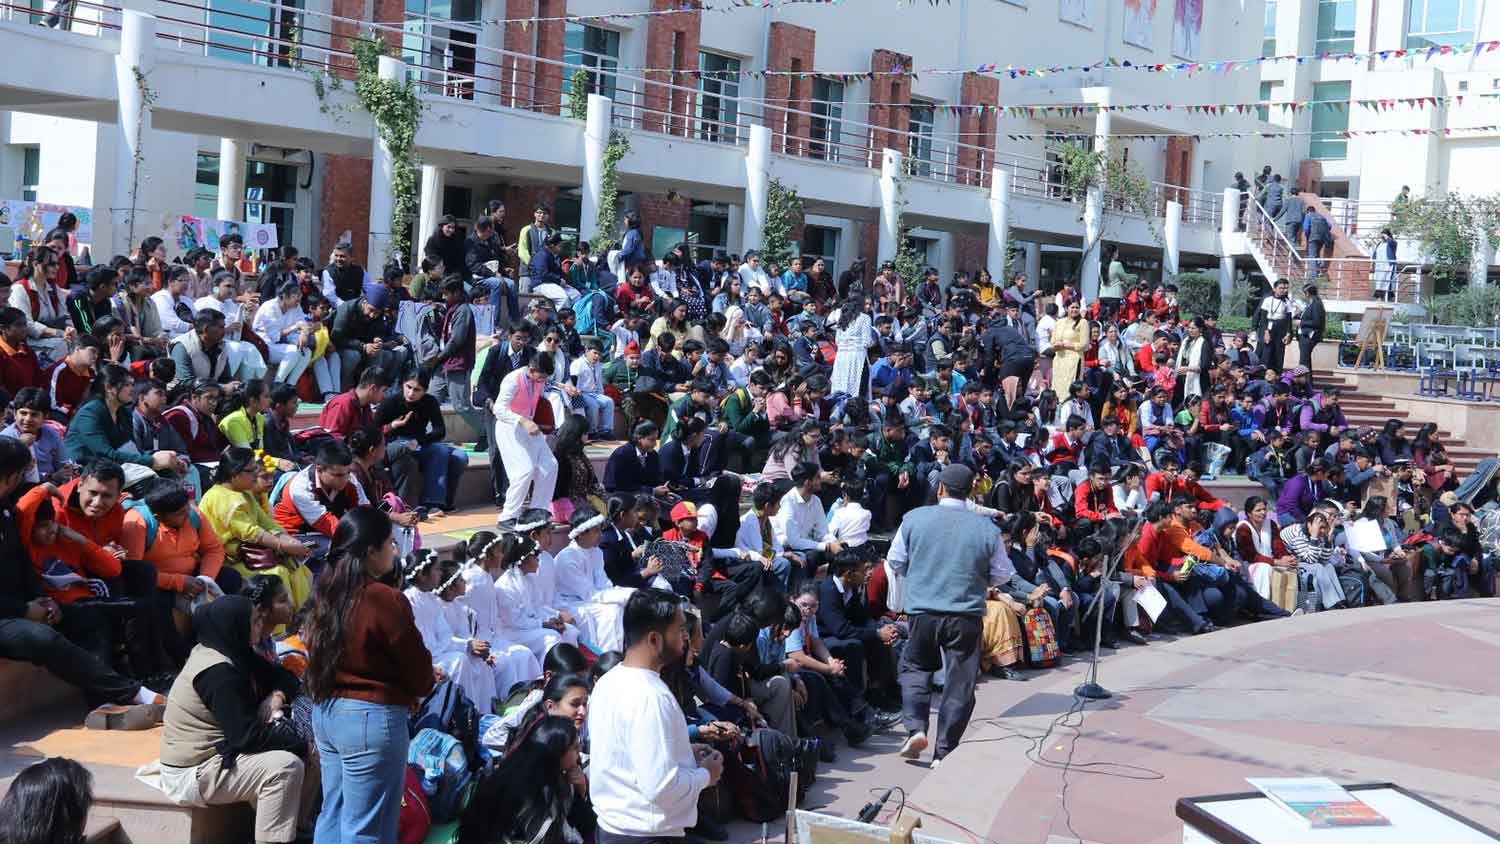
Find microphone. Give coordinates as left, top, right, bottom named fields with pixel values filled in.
left=857, top=788, right=894, bottom=824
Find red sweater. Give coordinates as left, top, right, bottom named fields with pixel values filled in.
left=1073, top=482, right=1119, bottom=522
left=0, top=338, right=43, bottom=398
left=318, top=390, right=378, bottom=440
left=45, top=361, right=93, bottom=420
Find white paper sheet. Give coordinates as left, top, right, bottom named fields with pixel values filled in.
left=1134, top=581, right=1167, bottom=621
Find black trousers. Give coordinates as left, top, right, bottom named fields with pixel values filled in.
left=1298, top=330, right=1323, bottom=371
left=0, top=616, right=140, bottom=706
left=898, top=612, right=982, bottom=760
left=1260, top=324, right=1290, bottom=372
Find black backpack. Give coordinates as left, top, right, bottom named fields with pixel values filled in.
left=724, top=728, right=813, bottom=823
left=409, top=680, right=482, bottom=773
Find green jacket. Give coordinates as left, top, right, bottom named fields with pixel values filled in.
left=863, top=430, right=913, bottom=479
left=720, top=387, right=769, bottom=440
left=64, top=398, right=153, bottom=466
left=603, top=357, right=640, bottom=393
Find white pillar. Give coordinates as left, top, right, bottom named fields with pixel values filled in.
left=987, top=168, right=1011, bottom=285
left=113, top=9, right=157, bottom=256
left=418, top=164, right=445, bottom=253
left=1164, top=199, right=1182, bottom=277
left=367, top=54, right=402, bottom=272
left=1219, top=256, right=1235, bottom=302
left=216, top=138, right=247, bottom=222
left=878, top=147, right=904, bottom=263
left=581, top=94, right=612, bottom=246
left=1025, top=241, right=1041, bottom=288
left=1471, top=220, right=1494, bottom=283
left=1081, top=89, right=1111, bottom=300
left=475, top=0, right=505, bottom=105
left=1220, top=186, right=1240, bottom=303
left=1220, top=186, right=1239, bottom=239
left=743, top=124, right=771, bottom=250
left=726, top=205, right=745, bottom=255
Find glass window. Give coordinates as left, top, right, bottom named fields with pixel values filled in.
left=1314, top=0, right=1355, bottom=53
left=801, top=226, right=839, bottom=268
left=207, top=0, right=303, bottom=67
left=809, top=78, right=845, bottom=162
left=21, top=147, right=40, bottom=202
left=195, top=153, right=220, bottom=219
left=908, top=102, right=936, bottom=177
left=689, top=202, right=729, bottom=257
left=1407, top=0, right=1478, bottom=49
left=402, top=0, right=477, bottom=99
left=1263, top=1, right=1277, bottom=56
left=697, top=52, right=741, bottom=144
left=1310, top=81, right=1351, bottom=160
left=1257, top=81, right=1279, bottom=122
left=564, top=23, right=620, bottom=101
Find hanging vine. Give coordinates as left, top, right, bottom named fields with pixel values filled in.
left=125, top=65, right=158, bottom=250
left=591, top=130, right=631, bottom=254
left=760, top=177, right=804, bottom=267
left=888, top=168, right=923, bottom=295
left=566, top=69, right=590, bottom=120
left=351, top=34, right=423, bottom=265
left=1053, top=141, right=1161, bottom=262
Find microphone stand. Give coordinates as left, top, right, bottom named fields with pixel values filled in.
left=1075, top=518, right=1142, bottom=701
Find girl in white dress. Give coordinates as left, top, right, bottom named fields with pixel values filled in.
left=552, top=508, right=635, bottom=653
left=830, top=294, right=875, bottom=399
left=454, top=533, right=543, bottom=698
left=494, top=532, right=579, bottom=661
left=403, top=550, right=498, bottom=712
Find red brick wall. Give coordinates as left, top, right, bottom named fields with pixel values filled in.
left=958, top=72, right=999, bottom=188
left=534, top=0, right=566, bottom=114
left=1164, top=137, right=1196, bottom=207
left=634, top=192, right=692, bottom=259
left=765, top=22, right=815, bottom=156
left=490, top=184, right=561, bottom=244
left=953, top=232, right=988, bottom=277
left=858, top=221, right=880, bottom=272
left=643, top=0, right=701, bottom=137
left=320, top=153, right=373, bottom=264
left=869, top=49, right=912, bottom=163
left=501, top=0, right=537, bottom=109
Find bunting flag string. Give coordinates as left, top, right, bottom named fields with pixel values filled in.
left=788, top=92, right=1497, bottom=117
left=599, top=39, right=1500, bottom=80
left=487, top=0, right=844, bottom=28
left=996, top=125, right=1500, bottom=142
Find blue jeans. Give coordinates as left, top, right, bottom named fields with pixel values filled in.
left=472, top=275, right=519, bottom=324
left=392, top=438, right=469, bottom=510
left=312, top=698, right=409, bottom=844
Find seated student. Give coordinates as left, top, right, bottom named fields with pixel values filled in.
left=783, top=584, right=885, bottom=739
left=150, top=267, right=197, bottom=340
left=1419, top=527, right=1486, bottom=600
left=158, top=597, right=315, bottom=843
left=734, top=482, right=802, bottom=587
left=200, top=448, right=315, bottom=606
left=67, top=266, right=119, bottom=338
left=493, top=532, right=581, bottom=661
left=272, top=440, right=368, bottom=556
left=1043, top=414, right=1088, bottom=472
left=1339, top=495, right=1412, bottom=606
left=702, top=609, right=798, bottom=737
left=65, top=364, right=188, bottom=488
left=1233, top=495, right=1297, bottom=603
left=825, top=473, right=874, bottom=549
left=817, top=550, right=902, bottom=710
left=193, top=270, right=268, bottom=384
left=375, top=373, right=468, bottom=513
left=163, top=379, right=229, bottom=466
left=329, top=283, right=410, bottom=390
left=569, top=336, right=615, bottom=440
left=773, top=462, right=847, bottom=583
left=1009, top=515, right=1080, bottom=652
left=456, top=531, right=544, bottom=687
left=601, top=420, right=669, bottom=497
left=169, top=310, right=239, bottom=389
left=43, top=336, right=101, bottom=423
left=130, top=378, right=192, bottom=473
left=1073, top=462, right=1122, bottom=523
left=0, top=305, right=45, bottom=401
left=4, top=387, right=67, bottom=484
left=260, top=384, right=304, bottom=466
left=403, top=551, right=504, bottom=714
left=658, top=416, right=741, bottom=547
left=458, top=715, right=594, bottom=844
left=552, top=507, right=635, bottom=654
left=217, top=380, right=281, bottom=464
left=1278, top=504, right=1359, bottom=611
left=122, top=482, right=234, bottom=662
left=319, top=366, right=420, bottom=505
left=599, top=494, right=662, bottom=589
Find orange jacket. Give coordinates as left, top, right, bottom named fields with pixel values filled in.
left=19, top=485, right=121, bottom=604
left=121, top=504, right=226, bottom=592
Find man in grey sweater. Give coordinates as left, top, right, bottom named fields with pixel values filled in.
left=886, top=463, right=1011, bottom=765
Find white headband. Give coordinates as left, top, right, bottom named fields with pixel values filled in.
left=513, top=516, right=551, bottom=533
left=479, top=535, right=505, bottom=561
left=568, top=513, right=607, bottom=539
left=405, top=549, right=438, bottom=578
left=437, top=566, right=465, bottom=594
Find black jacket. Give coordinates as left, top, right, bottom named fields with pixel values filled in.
left=423, top=229, right=466, bottom=274
left=464, top=234, right=505, bottom=281
left=375, top=392, right=446, bottom=446
left=816, top=577, right=881, bottom=646
left=602, top=444, right=664, bottom=494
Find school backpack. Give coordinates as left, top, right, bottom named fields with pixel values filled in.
left=410, top=679, right=483, bottom=773
left=1023, top=606, right=1061, bottom=668
left=725, top=728, right=811, bottom=823
left=124, top=499, right=201, bottom=550
left=398, top=764, right=432, bottom=844
left=407, top=727, right=472, bottom=824
left=573, top=288, right=617, bottom=353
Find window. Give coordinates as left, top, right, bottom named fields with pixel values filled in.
left=442, top=185, right=473, bottom=220
left=1257, top=81, right=1282, bottom=122
left=696, top=52, right=740, bottom=144
left=1310, top=81, right=1351, bottom=160
left=1407, top=0, right=1478, bottom=49
left=207, top=0, right=304, bottom=68
left=564, top=23, right=620, bottom=101
left=907, top=101, right=937, bottom=177
left=194, top=153, right=300, bottom=246
left=195, top=153, right=220, bottom=219
left=809, top=78, right=845, bottom=162
left=689, top=202, right=729, bottom=257
left=1262, top=1, right=1277, bottom=56
left=1314, top=0, right=1354, bottom=52
left=21, top=147, right=40, bottom=202
left=801, top=226, right=840, bottom=269
left=402, top=0, right=478, bottom=99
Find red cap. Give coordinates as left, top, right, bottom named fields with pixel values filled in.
left=671, top=501, right=698, bottom=523
left=624, top=340, right=641, bottom=355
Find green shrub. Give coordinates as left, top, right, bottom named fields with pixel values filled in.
left=1172, top=272, right=1221, bottom=317
left=1426, top=285, right=1500, bottom=327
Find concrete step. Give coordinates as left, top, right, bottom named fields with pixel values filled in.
left=84, top=817, right=125, bottom=844
left=0, top=658, right=85, bottom=725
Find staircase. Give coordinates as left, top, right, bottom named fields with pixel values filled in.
left=1314, top=370, right=1488, bottom=475
left=1242, top=194, right=1423, bottom=307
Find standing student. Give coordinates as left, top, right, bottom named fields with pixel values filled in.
left=305, top=508, right=433, bottom=844
left=494, top=350, right=559, bottom=521
left=1297, top=282, right=1326, bottom=374
left=887, top=464, right=1005, bottom=766
left=1255, top=279, right=1294, bottom=373
left=587, top=588, right=723, bottom=844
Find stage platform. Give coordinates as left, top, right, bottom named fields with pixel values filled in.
left=781, top=598, right=1500, bottom=844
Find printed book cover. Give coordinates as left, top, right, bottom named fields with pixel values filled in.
left=1246, top=778, right=1392, bottom=829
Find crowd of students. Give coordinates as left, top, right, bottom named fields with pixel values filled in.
left=1, top=203, right=1497, bottom=844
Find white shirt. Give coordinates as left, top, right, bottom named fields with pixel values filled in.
left=649, top=267, right=679, bottom=301
left=772, top=486, right=828, bottom=553
left=571, top=355, right=606, bottom=395
left=403, top=587, right=467, bottom=663
left=733, top=509, right=784, bottom=558
left=457, top=561, right=503, bottom=641
left=609, top=321, right=638, bottom=359
left=151, top=289, right=195, bottom=338
left=588, top=665, right=711, bottom=836
left=253, top=298, right=307, bottom=346
left=737, top=264, right=775, bottom=297
left=1113, top=483, right=1146, bottom=515
left=1036, top=314, right=1056, bottom=354
left=825, top=500, right=872, bottom=547
left=194, top=295, right=248, bottom=340
left=552, top=541, right=613, bottom=607
left=495, top=564, right=551, bottom=635
left=728, top=355, right=756, bottom=388
left=495, top=367, right=545, bottom=426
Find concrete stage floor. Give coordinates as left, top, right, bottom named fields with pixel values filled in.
left=781, top=599, right=1500, bottom=844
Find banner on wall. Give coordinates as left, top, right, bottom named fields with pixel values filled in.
left=1123, top=0, right=1157, bottom=49
left=176, top=215, right=279, bottom=252
left=0, top=199, right=94, bottom=248
left=1060, top=0, right=1093, bottom=27
left=1172, top=0, right=1203, bottom=60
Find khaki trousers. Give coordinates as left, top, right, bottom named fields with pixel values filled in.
left=196, top=749, right=309, bottom=843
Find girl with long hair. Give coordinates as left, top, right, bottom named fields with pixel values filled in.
left=1413, top=422, right=1456, bottom=493
left=552, top=413, right=607, bottom=521
left=761, top=418, right=822, bottom=483
left=830, top=293, right=874, bottom=400
left=306, top=508, right=433, bottom=844
left=0, top=758, right=94, bottom=844
left=457, top=715, right=593, bottom=844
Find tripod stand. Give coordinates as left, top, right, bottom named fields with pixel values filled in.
left=1075, top=517, right=1143, bottom=700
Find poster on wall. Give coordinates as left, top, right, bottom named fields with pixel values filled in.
left=1060, top=0, right=1092, bottom=28
left=1123, top=0, right=1157, bottom=48
left=176, top=215, right=279, bottom=252
left=0, top=199, right=94, bottom=248
left=1172, top=0, right=1203, bottom=59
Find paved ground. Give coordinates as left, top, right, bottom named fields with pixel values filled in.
left=767, top=599, right=1500, bottom=844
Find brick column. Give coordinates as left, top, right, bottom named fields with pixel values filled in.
left=765, top=22, right=814, bottom=156
left=533, top=0, right=566, bottom=114
left=958, top=71, right=999, bottom=187
left=869, top=49, right=912, bottom=164
left=501, top=0, right=536, bottom=109
left=643, top=0, right=701, bottom=137
left=1165, top=136, right=1196, bottom=207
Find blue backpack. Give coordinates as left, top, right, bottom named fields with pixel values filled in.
left=407, top=727, right=472, bottom=824
left=573, top=288, right=617, bottom=353
left=124, top=498, right=201, bottom=550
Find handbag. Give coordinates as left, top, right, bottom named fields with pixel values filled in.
left=1269, top=567, right=1298, bottom=613
left=1023, top=606, right=1060, bottom=668
left=240, top=542, right=281, bottom=571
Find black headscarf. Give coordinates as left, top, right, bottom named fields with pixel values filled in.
left=192, top=596, right=288, bottom=698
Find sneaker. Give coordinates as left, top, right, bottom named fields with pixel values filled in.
left=85, top=702, right=164, bottom=731
left=869, top=708, right=903, bottom=730
left=1290, top=607, right=1306, bottom=617
left=899, top=731, right=928, bottom=760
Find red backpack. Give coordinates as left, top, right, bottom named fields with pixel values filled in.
left=399, top=764, right=432, bottom=844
